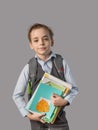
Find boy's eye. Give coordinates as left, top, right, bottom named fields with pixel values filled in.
left=43, top=37, right=49, bottom=41
left=34, top=39, right=38, bottom=42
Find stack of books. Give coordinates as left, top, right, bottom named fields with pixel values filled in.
left=26, top=73, right=72, bottom=124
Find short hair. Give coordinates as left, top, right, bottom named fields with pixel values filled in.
left=28, top=23, right=54, bottom=42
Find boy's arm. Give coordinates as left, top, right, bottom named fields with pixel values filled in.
left=63, top=59, right=79, bottom=105
left=12, top=64, right=29, bottom=117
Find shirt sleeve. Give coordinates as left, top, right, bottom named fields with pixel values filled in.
left=12, top=64, right=29, bottom=117
left=63, top=59, right=79, bottom=104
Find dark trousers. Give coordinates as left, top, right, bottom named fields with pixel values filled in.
left=30, top=111, right=69, bottom=130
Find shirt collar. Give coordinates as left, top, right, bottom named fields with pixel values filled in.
left=35, top=52, right=56, bottom=62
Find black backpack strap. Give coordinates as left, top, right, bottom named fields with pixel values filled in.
left=28, top=57, right=37, bottom=81
left=27, top=57, right=37, bottom=96
left=52, top=54, right=65, bottom=81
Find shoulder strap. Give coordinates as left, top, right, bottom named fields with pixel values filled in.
left=54, top=54, right=64, bottom=71
left=28, top=57, right=37, bottom=82
left=26, top=57, right=37, bottom=96
left=53, top=54, right=65, bottom=81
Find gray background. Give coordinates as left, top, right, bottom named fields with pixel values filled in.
left=0, top=0, right=98, bottom=129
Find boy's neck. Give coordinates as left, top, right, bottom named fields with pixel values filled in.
left=36, top=52, right=52, bottom=61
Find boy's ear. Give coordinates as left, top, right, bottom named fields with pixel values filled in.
left=29, top=42, right=33, bottom=49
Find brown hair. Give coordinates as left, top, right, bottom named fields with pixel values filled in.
left=28, top=23, right=54, bottom=42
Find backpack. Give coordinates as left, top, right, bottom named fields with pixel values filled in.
left=26, top=54, right=65, bottom=97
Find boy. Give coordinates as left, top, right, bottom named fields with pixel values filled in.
left=13, top=23, right=78, bottom=130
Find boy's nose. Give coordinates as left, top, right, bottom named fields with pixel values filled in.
left=39, top=40, right=44, bottom=45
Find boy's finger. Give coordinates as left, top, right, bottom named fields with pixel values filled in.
left=40, top=119, right=46, bottom=124
left=39, top=113, right=46, bottom=118
left=39, top=113, right=46, bottom=123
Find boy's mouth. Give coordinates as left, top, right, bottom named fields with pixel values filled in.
left=38, top=47, right=46, bottom=50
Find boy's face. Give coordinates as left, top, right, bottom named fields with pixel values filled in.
left=29, top=28, right=53, bottom=60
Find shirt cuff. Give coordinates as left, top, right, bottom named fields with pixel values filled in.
left=64, top=95, right=73, bottom=105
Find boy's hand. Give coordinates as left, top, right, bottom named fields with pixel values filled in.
left=27, top=113, right=46, bottom=123
left=51, top=93, right=68, bottom=107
